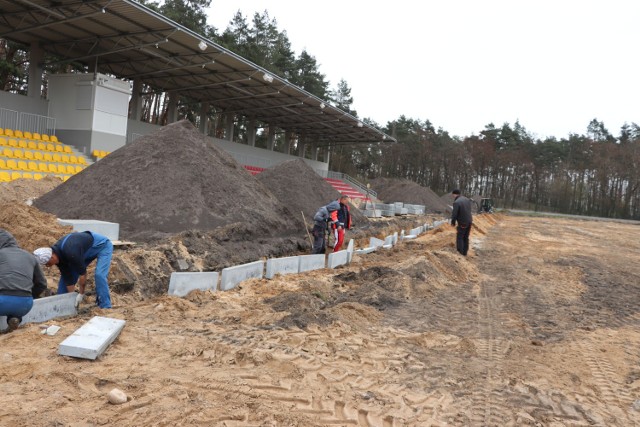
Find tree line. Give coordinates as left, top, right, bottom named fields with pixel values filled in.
left=1, top=1, right=638, bottom=219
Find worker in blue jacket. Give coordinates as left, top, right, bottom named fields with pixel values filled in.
left=34, top=231, right=113, bottom=309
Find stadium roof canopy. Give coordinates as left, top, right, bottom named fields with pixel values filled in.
left=1, top=0, right=395, bottom=145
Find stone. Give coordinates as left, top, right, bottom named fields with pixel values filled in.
left=107, top=388, right=128, bottom=405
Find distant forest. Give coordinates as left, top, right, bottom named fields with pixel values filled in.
left=1, top=0, right=638, bottom=219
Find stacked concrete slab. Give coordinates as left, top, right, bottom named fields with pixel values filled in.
left=1, top=293, right=77, bottom=330
left=220, top=260, right=264, bottom=291
left=404, top=204, right=426, bottom=215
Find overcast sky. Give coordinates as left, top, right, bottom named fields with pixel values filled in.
left=206, top=1, right=638, bottom=139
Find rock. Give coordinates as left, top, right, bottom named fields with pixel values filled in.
left=107, top=388, right=128, bottom=405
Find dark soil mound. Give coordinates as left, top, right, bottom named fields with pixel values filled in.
left=35, top=120, right=300, bottom=241
left=370, top=178, right=450, bottom=214
left=441, top=192, right=482, bottom=212
left=256, top=158, right=368, bottom=227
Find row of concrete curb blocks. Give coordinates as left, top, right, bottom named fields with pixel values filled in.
left=0, top=292, right=78, bottom=330
left=58, top=316, right=126, bottom=360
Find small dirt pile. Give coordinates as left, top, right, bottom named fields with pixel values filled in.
left=369, top=178, right=450, bottom=214
left=0, top=202, right=71, bottom=251
left=35, top=120, right=298, bottom=241
left=0, top=176, right=61, bottom=204
left=256, top=158, right=368, bottom=227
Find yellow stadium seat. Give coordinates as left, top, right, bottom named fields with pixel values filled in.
left=27, top=141, right=37, bottom=150
left=34, top=152, right=43, bottom=161
left=2, top=148, right=12, bottom=157
left=33, top=132, right=41, bottom=140
left=18, top=140, right=27, bottom=149
left=38, top=163, right=48, bottom=172
left=68, top=155, right=77, bottom=164
left=61, top=154, right=69, bottom=163
left=62, top=175, right=70, bottom=182
left=43, top=153, right=53, bottom=162
left=7, top=159, right=18, bottom=170
left=51, top=135, right=59, bottom=143
left=28, top=161, right=38, bottom=171
left=0, top=171, right=10, bottom=182
left=24, top=151, right=34, bottom=160
left=75, top=165, right=84, bottom=173
left=92, top=149, right=100, bottom=157
left=37, top=142, right=46, bottom=151
left=46, top=143, right=55, bottom=151
left=57, top=164, right=67, bottom=174
left=22, top=172, right=33, bottom=179
left=0, top=137, right=6, bottom=146
left=33, top=173, right=43, bottom=180
left=0, top=128, right=4, bottom=136
left=77, top=156, right=87, bottom=165
left=17, top=160, right=28, bottom=171
left=8, top=139, right=18, bottom=148
left=13, top=149, right=24, bottom=159
left=55, top=145, right=64, bottom=153
left=52, top=153, right=62, bottom=162
left=14, top=130, right=23, bottom=138
left=66, top=165, right=75, bottom=174
left=0, top=159, right=5, bottom=169
left=11, top=171, right=21, bottom=180
left=24, top=131, right=33, bottom=140
left=47, top=164, right=57, bottom=173
left=5, top=129, right=14, bottom=137
left=63, top=145, right=72, bottom=154
left=42, top=134, right=50, bottom=142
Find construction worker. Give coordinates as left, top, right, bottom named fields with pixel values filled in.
left=450, top=189, right=473, bottom=256
left=0, top=229, right=49, bottom=333
left=332, top=194, right=352, bottom=252
left=311, top=200, right=341, bottom=254
left=34, top=231, right=113, bottom=309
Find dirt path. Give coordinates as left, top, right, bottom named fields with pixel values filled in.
left=1, top=214, right=639, bottom=426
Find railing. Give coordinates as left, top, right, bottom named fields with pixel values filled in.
left=0, top=108, right=56, bottom=135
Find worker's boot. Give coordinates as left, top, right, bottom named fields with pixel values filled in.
left=7, top=317, right=20, bottom=332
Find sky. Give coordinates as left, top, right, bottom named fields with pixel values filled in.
left=206, top=1, right=639, bottom=139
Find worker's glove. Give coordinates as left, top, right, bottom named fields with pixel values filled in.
left=337, top=222, right=344, bottom=228
left=75, top=293, right=84, bottom=308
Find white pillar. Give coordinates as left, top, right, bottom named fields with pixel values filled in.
left=247, top=117, right=256, bottom=146
left=129, top=79, right=143, bottom=120
left=284, top=130, right=293, bottom=154
left=267, top=126, right=276, bottom=150
left=199, top=103, right=209, bottom=135
left=167, top=91, right=178, bottom=123
left=225, top=113, right=235, bottom=141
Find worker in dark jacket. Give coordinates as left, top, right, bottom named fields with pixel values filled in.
left=311, top=200, right=341, bottom=254
left=0, top=229, right=48, bottom=332
left=450, top=189, right=473, bottom=256
left=332, top=194, right=352, bottom=252
left=34, top=231, right=113, bottom=309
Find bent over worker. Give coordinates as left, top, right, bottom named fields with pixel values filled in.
left=311, top=200, right=341, bottom=254
left=0, top=229, right=48, bottom=333
left=34, top=231, right=113, bottom=309
left=450, top=189, right=473, bottom=256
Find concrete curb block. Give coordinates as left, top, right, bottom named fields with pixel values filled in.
left=1, top=293, right=77, bottom=330
left=168, top=272, right=218, bottom=297
left=266, top=256, right=300, bottom=279
left=328, top=250, right=349, bottom=269
left=220, top=260, right=264, bottom=291
left=58, top=316, right=126, bottom=360
left=298, top=254, right=326, bottom=273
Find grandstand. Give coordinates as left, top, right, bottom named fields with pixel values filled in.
left=0, top=0, right=393, bottom=194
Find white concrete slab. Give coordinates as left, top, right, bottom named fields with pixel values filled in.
left=57, top=219, right=120, bottom=241
left=266, top=256, right=300, bottom=279
left=346, top=239, right=354, bottom=263
left=392, top=232, right=398, bottom=245
left=383, top=244, right=393, bottom=249
left=384, top=235, right=393, bottom=246
left=369, top=237, right=384, bottom=248
left=298, top=254, right=326, bottom=273
left=404, top=234, right=418, bottom=240
left=355, top=247, right=376, bottom=255
left=410, top=227, right=422, bottom=236
left=220, top=260, right=264, bottom=291
left=1, top=293, right=77, bottom=330
left=168, top=272, right=218, bottom=297
left=328, top=250, right=349, bottom=269
left=58, top=316, right=126, bottom=360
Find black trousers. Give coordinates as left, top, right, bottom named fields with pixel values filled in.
left=456, top=223, right=471, bottom=256
left=311, top=222, right=327, bottom=254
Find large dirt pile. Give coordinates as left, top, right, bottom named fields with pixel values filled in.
left=0, top=202, right=71, bottom=251
left=35, top=120, right=300, bottom=241
left=369, top=178, right=450, bottom=214
left=256, top=158, right=368, bottom=227
left=441, top=192, right=483, bottom=212
left=0, top=176, right=61, bottom=204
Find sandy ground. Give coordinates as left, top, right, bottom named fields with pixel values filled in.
left=1, top=213, right=640, bottom=426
